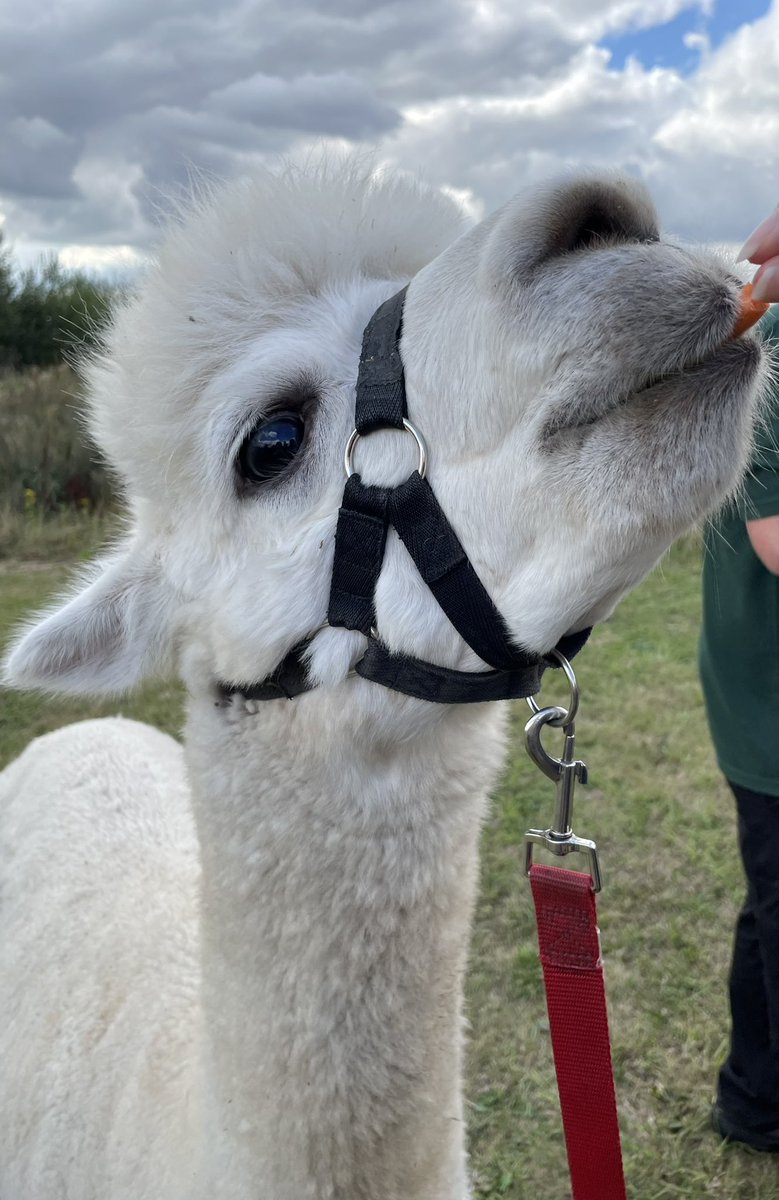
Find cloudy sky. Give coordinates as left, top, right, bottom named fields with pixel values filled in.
left=1, top=0, right=778, bottom=274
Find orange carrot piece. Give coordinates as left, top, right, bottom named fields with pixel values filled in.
left=732, top=281, right=770, bottom=339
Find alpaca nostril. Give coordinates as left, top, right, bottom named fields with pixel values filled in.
left=541, top=178, right=660, bottom=259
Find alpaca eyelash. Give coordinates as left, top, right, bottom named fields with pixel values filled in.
left=227, top=379, right=322, bottom=463
left=229, top=380, right=323, bottom=495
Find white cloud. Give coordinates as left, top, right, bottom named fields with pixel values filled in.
left=543, top=0, right=707, bottom=41
left=374, top=2, right=779, bottom=245
left=654, top=7, right=779, bottom=160
left=58, top=244, right=147, bottom=274
left=376, top=46, right=687, bottom=216
left=0, top=0, right=777, bottom=272
left=648, top=2, right=779, bottom=237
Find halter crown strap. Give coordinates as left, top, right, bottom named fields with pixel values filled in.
left=354, top=285, right=408, bottom=432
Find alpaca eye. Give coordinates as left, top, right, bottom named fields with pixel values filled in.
left=238, top=414, right=305, bottom=484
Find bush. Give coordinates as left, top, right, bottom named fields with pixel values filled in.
left=0, top=233, right=114, bottom=372
left=0, top=366, right=117, bottom=558
left=0, top=230, right=121, bottom=558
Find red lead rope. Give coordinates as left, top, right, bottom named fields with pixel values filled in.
left=529, top=863, right=627, bottom=1200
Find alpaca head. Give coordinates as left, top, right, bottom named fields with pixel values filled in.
left=3, top=162, right=766, bottom=705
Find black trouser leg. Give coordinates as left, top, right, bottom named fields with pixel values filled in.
left=718, top=783, right=779, bottom=1130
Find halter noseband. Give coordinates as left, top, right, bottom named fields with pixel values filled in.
left=219, top=286, right=590, bottom=706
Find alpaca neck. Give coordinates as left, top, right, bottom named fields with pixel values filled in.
left=184, top=683, right=508, bottom=1200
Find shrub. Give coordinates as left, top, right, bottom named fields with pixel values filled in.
left=0, top=232, right=115, bottom=372
left=0, top=365, right=115, bottom=520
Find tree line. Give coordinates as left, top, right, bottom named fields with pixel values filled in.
left=0, top=232, right=115, bottom=372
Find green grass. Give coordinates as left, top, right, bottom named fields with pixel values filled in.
left=1, top=534, right=777, bottom=1199
left=0, top=506, right=120, bottom=561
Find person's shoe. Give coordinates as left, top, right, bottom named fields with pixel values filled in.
left=711, top=1102, right=779, bottom=1153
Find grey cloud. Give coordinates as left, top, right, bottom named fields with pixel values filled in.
left=0, top=0, right=432, bottom=247
left=2, top=118, right=80, bottom=200
left=235, top=0, right=576, bottom=103
left=2, top=180, right=144, bottom=249
left=210, top=73, right=401, bottom=137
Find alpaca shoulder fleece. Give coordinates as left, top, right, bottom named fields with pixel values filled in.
left=0, top=717, right=202, bottom=1199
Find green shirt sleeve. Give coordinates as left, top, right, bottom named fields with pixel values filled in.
left=699, top=305, right=779, bottom=795
left=743, top=309, right=779, bottom=520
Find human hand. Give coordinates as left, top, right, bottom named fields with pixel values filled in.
left=738, top=206, right=779, bottom=302
left=747, top=515, right=779, bottom=575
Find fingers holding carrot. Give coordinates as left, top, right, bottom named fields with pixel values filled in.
left=732, top=282, right=770, bottom=339
left=738, top=205, right=779, bottom=303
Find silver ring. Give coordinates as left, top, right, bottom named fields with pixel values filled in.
left=344, top=418, right=428, bottom=480
left=526, top=650, right=579, bottom=725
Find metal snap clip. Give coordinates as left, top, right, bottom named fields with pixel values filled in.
left=523, top=654, right=602, bottom=891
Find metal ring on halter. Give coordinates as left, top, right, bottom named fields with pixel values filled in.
left=526, top=649, right=580, bottom=726
left=344, top=418, right=429, bottom=480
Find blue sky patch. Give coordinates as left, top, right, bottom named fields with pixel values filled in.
left=599, top=0, right=772, bottom=74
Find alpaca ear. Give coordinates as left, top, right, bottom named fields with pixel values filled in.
left=2, top=546, right=175, bottom=696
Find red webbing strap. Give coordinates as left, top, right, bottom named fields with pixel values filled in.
left=529, top=863, right=627, bottom=1200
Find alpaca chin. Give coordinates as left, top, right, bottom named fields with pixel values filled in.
left=304, top=626, right=365, bottom=689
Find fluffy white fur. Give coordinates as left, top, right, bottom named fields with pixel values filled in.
left=0, top=157, right=769, bottom=1200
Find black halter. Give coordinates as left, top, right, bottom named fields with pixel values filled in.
left=220, top=287, right=590, bottom=705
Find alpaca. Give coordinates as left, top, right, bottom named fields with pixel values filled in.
left=0, top=159, right=768, bottom=1200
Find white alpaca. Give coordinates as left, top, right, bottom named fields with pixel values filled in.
left=0, top=160, right=767, bottom=1200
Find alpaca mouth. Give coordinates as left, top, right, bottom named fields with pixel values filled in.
left=543, top=331, right=763, bottom=446
left=630, top=330, right=762, bottom=401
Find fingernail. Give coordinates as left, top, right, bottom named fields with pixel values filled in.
left=736, top=233, right=761, bottom=263
left=737, top=206, right=779, bottom=262
left=751, top=261, right=779, bottom=302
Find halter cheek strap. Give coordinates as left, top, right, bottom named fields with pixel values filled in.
left=219, top=286, right=590, bottom=706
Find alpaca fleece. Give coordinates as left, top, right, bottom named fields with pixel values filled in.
left=1, top=156, right=769, bottom=1199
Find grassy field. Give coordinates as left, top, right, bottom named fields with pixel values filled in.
left=1, top=535, right=777, bottom=1199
